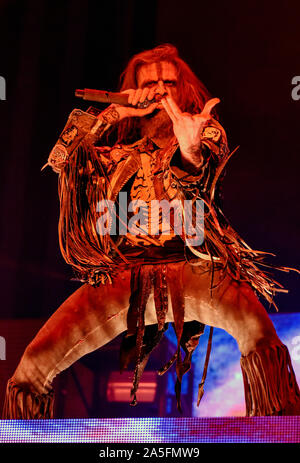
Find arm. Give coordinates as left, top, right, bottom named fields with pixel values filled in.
left=45, top=106, right=119, bottom=173
left=169, top=117, right=229, bottom=191
left=46, top=89, right=160, bottom=173
left=161, top=96, right=225, bottom=174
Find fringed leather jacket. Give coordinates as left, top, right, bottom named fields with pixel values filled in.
left=46, top=107, right=284, bottom=307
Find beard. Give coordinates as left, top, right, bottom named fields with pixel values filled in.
left=140, top=108, right=174, bottom=145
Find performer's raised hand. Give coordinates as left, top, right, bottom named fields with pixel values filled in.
left=161, top=95, right=220, bottom=167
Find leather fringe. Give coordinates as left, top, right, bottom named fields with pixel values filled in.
left=240, top=343, right=300, bottom=416
left=125, top=264, right=169, bottom=406
left=120, top=263, right=206, bottom=412
left=2, top=379, right=54, bottom=419
left=197, top=326, right=214, bottom=406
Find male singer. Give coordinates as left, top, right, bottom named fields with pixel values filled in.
left=3, top=44, right=300, bottom=418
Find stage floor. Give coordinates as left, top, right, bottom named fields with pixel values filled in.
left=0, top=416, right=299, bottom=443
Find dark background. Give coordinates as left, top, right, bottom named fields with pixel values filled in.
left=0, top=0, right=299, bottom=320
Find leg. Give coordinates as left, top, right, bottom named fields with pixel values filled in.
left=2, top=264, right=179, bottom=419
left=182, top=261, right=300, bottom=416
left=3, top=269, right=134, bottom=418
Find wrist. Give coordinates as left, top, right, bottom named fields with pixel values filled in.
left=90, top=105, right=122, bottom=137
left=100, top=105, right=123, bottom=124
left=180, top=143, right=203, bottom=169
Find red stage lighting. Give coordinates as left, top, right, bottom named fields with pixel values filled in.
left=106, top=371, right=157, bottom=402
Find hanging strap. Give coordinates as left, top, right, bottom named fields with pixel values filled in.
left=197, top=326, right=214, bottom=406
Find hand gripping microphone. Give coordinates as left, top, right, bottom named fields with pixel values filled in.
left=75, top=88, right=164, bottom=108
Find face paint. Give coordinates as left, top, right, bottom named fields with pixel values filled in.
left=155, top=61, right=163, bottom=81
left=136, top=61, right=178, bottom=102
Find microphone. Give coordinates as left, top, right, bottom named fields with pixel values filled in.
left=75, top=88, right=164, bottom=109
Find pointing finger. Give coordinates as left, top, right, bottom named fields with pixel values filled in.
left=161, top=97, right=178, bottom=123
left=165, top=96, right=182, bottom=118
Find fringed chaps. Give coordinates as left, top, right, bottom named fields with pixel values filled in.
left=240, top=343, right=300, bottom=416
left=2, top=379, right=54, bottom=419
